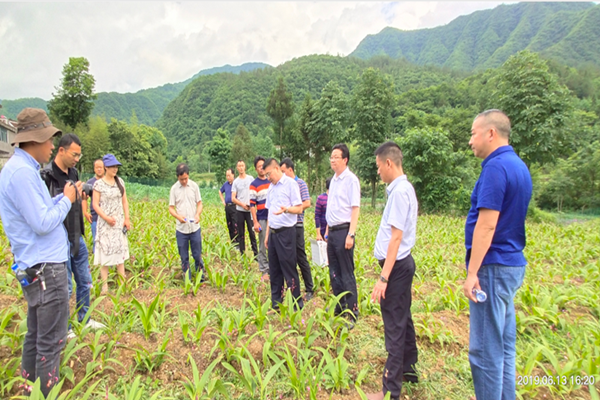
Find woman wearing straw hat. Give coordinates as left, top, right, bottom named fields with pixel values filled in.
left=92, top=154, right=131, bottom=294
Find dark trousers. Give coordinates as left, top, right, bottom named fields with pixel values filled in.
left=380, top=255, right=418, bottom=399
left=295, top=224, right=313, bottom=294
left=268, top=226, right=304, bottom=310
left=237, top=211, right=258, bottom=256
left=224, top=204, right=238, bottom=243
left=327, top=226, right=358, bottom=320
left=21, top=262, right=69, bottom=397
left=176, top=229, right=205, bottom=279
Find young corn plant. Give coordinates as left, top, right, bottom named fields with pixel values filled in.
left=82, top=331, right=122, bottom=374
left=16, top=372, right=100, bottom=400
left=131, top=294, right=161, bottom=340
left=317, top=345, right=352, bottom=393
left=222, top=350, right=286, bottom=400
left=132, top=330, right=173, bottom=373
left=106, top=375, right=169, bottom=400
left=182, top=355, right=232, bottom=400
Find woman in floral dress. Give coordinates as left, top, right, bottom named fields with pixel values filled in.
left=92, top=154, right=131, bottom=294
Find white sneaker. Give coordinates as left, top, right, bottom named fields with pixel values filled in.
left=67, top=329, right=76, bottom=340
left=85, top=319, right=107, bottom=330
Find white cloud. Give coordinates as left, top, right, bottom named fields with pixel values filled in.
left=0, top=1, right=504, bottom=100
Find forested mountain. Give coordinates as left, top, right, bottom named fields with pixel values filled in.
left=0, top=62, right=271, bottom=124
left=350, top=2, right=600, bottom=70
left=156, top=54, right=463, bottom=159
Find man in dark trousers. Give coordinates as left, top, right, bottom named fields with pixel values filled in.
left=324, top=143, right=361, bottom=323
left=219, top=168, right=238, bottom=245
left=232, top=160, right=258, bottom=257
left=368, top=142, right=419, bottom=400
left=41, top=133, right=105, bottom=338
left=0, top=108, right=77, bottom=396
left=280, top=157, right=314, bottom=301
left=249, top=156, right=271, bottom=280
left=263, top=158, right=304, bottom=311
left=463, top=109, right=532, bottom=400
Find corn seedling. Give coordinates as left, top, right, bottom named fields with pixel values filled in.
left=182, top=355, right=232, bottom=400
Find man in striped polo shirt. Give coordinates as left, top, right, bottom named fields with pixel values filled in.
left=250, top=156, right=270, bottom=280
left=280, top=158, right=314, bottom=301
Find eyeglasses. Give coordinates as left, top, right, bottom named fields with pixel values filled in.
left=265, top=171, right=272, bottom=179
left=329, top=156, right=342, bottom=161
left=68, top=151, right=82, bottom=159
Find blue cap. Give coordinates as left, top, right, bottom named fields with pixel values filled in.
left=102, top=153, right=122, bottom=167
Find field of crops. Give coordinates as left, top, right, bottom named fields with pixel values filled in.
left=0, top=188, right=599, bottom=400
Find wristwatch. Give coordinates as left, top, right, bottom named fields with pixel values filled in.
left=348, top=232, right=356, bottom=239
left=379, top=275, right=388, bottom=283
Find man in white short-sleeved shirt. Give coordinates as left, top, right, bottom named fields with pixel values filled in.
left=169, top=163, right=206, bottom=282
left=232, top=160, right=258, bottom=257
left=263, top=158, right=305, bottom=311
left=367, top=142, right=419, bottom=400
left=324, top=143, right=361, bottom=323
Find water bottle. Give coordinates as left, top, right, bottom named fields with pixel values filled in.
left=473, top=288, right=487, bottom=302
left=12, top=264, right=30, bottom=287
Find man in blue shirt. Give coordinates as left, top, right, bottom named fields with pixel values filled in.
left=219, top=168, right=238, bottom=245
left=463, top=109, right=532, bottom=400
left=0, top=108, right=79, bottom=397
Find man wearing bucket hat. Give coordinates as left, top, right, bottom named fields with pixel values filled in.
left=0, top=108, right=79, bottom=396
left=41, top=133, right=106, bottom=337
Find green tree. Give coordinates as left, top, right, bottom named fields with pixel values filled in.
left=208, top=128, right=233, bottom=183
left=48, top=57, right=97, bottom=128
left=352, top=68, right=395, bottom=207
left=266, top=76, right=294, bottom=158
left=309, top=82, right=349, bottom=192
left=230, top=124, right=255, bottom=167
left=490, top=51, right=574, bottom=166
left=73, top=116, right=110, bottom=173
left=398, top=128, right=476, bottom=213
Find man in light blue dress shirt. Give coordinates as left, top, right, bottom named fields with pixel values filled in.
left=0, top=108, right=80, bottom=397
left=263, top=158, right=305, bottom=311
left=368, top=142, right=419, bottom=400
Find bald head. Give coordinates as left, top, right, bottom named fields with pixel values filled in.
left=474, top=109, right=511, bottom=139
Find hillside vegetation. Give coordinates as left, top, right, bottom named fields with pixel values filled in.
left=350, top=2, right=600, bottom=70
left=0, top=63, right=270, bottom=125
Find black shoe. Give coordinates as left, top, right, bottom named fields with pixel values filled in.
left=304, top=292, right=314, bottom=301
left=403, top=372, right=419, bottom=384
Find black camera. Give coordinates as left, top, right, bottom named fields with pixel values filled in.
left=82, top=183, right=93, bottom=197
left=122, top=226, right=128, bottom=234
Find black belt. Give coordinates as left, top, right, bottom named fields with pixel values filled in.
left=328, top=223, right=350, bottom=232
left=295, top=223, right=304, bottom=228
left=225, top=203, right=235, bottom=206
left=378, top=259, right=385, bottom=268
left=270, top=225, right=294, bottom=234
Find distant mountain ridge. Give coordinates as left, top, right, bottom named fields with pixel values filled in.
left=0, top=62, right=271, bottom=124
left=350, top=2, right=600, bottom=70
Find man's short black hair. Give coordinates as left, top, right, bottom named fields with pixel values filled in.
left=263, top=158, right=279, bottom=170
left=176, top=163, right=189, bottom=176
left=374, top=141, right=403, bottom=167
left=332, top=143, right=350, bottom=163
left=58, top=133, right=81, bottom=150
left=226, top=168, right=235, bottom=175
left=280, top=157, right=294, bottom=171
left=254, top=155, right=266, bottom=168
left=326, top=177, right=332, bottom=190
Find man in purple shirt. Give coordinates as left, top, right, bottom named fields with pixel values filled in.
left=219, top=168, right=238, bottom=245
left=315, top=177, right=331, bottom=241
left=280, top=158, right=314, bottom=301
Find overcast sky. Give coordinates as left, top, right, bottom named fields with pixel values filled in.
left=0, top=1, right=507, bottom=100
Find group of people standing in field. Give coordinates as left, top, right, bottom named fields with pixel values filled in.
left=1, top=107, right=532, bottom=400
